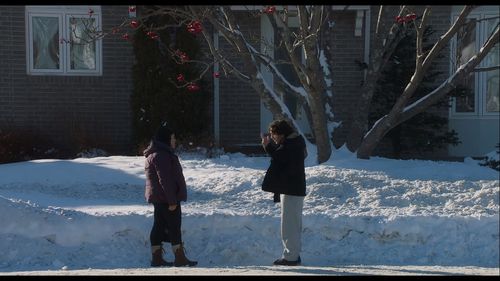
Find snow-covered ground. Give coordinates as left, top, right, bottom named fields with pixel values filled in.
left=0, top=147, right=498, bottom=275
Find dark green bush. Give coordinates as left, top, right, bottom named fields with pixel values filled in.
left=369, top=26, right=460, bottom=158
left=0, top=129, right=61, bottom=164
left=130, top=7, right=211, bottom=154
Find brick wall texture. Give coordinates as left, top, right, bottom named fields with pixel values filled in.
left=0, top=6, right=134, bottom=155
left=1, top=6, right=456, bottom=158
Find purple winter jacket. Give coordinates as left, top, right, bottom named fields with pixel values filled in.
left=144, top=140, right=187, bottom=205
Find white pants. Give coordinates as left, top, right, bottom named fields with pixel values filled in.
left=280, top=194, right=304, bottom=261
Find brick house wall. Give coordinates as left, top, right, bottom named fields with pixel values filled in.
left=217, top=11, right=262, bottom=151
left=326, top=10, right=366, bottom=149
left=1, top=5, right=463, bottom=159
left=0, top=6, right=134, bottom=155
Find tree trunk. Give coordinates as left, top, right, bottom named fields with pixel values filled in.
left=356, top=114, right=393, bottom=159
left=309, top=91, right=332, bottom=164
left=345, top=71, right=383, bottom=152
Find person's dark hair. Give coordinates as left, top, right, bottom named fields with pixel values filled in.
left=269, top=119, right=294, bottom=137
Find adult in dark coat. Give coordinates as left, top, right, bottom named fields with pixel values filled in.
left=261, top=119, right=307, bottom=266
left=144, top=122, right=197, bottom=267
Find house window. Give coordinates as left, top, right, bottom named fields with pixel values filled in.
left=26, top=6, right=102, bottom=76
left=483, top=17, right=500, bottom=114
left=451, top=10, right=499, bottom=117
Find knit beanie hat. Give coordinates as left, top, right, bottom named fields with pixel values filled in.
left=154, top=122, right=174, bottom=144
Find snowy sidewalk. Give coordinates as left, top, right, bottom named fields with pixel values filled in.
left=3, top=265, right=499, bottom=276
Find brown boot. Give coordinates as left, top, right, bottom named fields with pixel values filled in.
left=151, top=245, right=173, bottom=267
left=172, top=243, right=197, bottom=267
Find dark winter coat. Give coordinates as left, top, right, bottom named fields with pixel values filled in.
left=144, top=139, right=187, bottom=205
left=262, top=133, right=307, bottom=196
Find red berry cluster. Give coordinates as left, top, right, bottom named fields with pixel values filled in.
left=146, top=31, right=159, bottom=40
left=263, top=6, right=276, bottom=14
left=396, top=13, right=417, bottom=24
left=128, top=6, right=136, bottom=13
left=187, top=83, right=200, bottom=92
left=130, top=20, right=139, bottom=29
left=175, top=50, right=190, bottom=64
left=187, top=20, right=202, bottom=34
left=177, top=74, right=185, bottom=82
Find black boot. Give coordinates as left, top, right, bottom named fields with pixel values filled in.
left=273, top=256, right=301, bottom=266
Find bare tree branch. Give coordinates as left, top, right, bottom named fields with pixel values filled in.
left=400, top=25, right=499, bottom=123
left=473, top=65, right=500, bottom=72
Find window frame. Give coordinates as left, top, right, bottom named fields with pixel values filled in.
left=480, top=12, right=500, bottom=117
left=450, top=9, right=500, bottom=119
left=25, top=5, right=103, bottom=76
